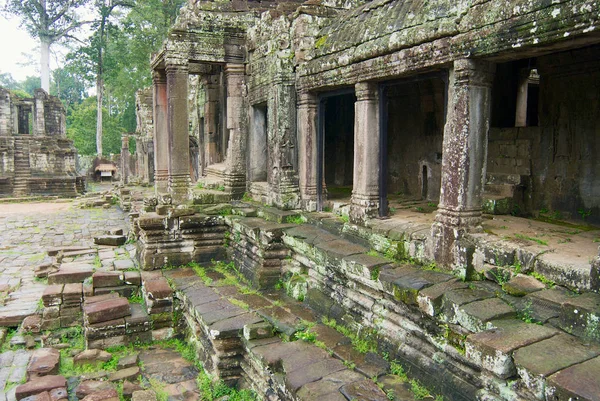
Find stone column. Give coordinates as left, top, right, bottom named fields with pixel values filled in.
left=152, top=70, right=169, bottom=194
left=432, top=59, right=495, bottom=268
left=166, top=62, right=191, bottom=204
left=297, top=90, right=318, bottom=211
left=223, top=63, right=247, bottom=197
left=204, top=74, right=221, bottom=166
left=33, top=89, right=46, bottom=136
left=121, top=134, right=129, bottom=185
left=350, top=82, right=381, bottom=224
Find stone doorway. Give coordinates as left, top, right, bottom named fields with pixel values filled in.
left=381, top=74, right=446, bottom=214
left=319, top=91, right=355, bottom=210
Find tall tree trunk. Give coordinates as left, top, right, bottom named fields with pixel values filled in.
left=96, top=76, right=103, bottom=156
left=40, top=37, right=51, bottom=92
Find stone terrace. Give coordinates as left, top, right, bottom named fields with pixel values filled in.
left=0, top=203, right=127, bottom=327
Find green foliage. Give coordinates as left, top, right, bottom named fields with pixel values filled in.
left=67, top=97, right=124, bottom=155
left=390, top=361, right=407, bottom=379
left=578, top=208, right=592, bottom=220
left=314, top=35, right=328, bottom=49
left=370, top=266, right=380, bottom=281
left=285, top=215, right=305, bottom=224
left=410, top=380, right=431, bottom=400
left=197, top=370, right=258, bottom=401
left=517, top=299, right=536, bottom=324
left=321, top=317, right=378, bottom=354
left=514, top=233, right=548, bottom=246
left=530, top=272, right=555, bottom=287
left=241, top=192, right=252, bottom=202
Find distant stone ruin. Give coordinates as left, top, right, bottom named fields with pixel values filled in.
left=0, top=88, right=85, bottom=197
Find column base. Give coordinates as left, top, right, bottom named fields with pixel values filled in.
left=431, top=207, right=482, bottom=272
left=224, top=172, right=246, bottom=199
left=168, top=173, right=190, bottom=205
left=349, top=193, right=380, bottom=225
left=270, top=175, right=301, bottom=210
left=155, top=170, right=169, bottom=195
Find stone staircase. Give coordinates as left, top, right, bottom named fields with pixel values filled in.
left=483, top=137, right=532, bottom=215
left=13, top=136, right=31, bottom=197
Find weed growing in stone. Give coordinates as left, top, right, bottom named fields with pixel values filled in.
left=197, top=369, right=258, bottom=401
left=321, top=317, right=377, bottom=354
left=371, top=266, right=380, bottom=281
left=410, top=379, right=432, bottom=399
left=530, top=271, right=555, bottom=287
left=514, top=233, right=548, bottom=246
left=285, top=215, right=305, bottom=224
left=228, top=298, right=250, bottom=310
left=390, top=361, right=407, bottom=379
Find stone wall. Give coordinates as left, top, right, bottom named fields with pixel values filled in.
left=0, top=87, right=84, bottom=197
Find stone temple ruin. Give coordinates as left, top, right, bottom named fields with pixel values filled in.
left=2, top=0, right=600, bottom=401
left=0, top=88, right=85, bottom=197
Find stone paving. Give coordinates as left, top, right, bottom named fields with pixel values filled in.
left=0, top=203, right=128, bottom=327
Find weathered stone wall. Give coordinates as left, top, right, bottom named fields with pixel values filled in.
left=533, top=45, right=600, bottom=223
left=386, top=77, right=445, bottom=200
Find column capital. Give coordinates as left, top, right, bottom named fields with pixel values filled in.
left=224, top=63, right=245, bottom=77
left=165, top=61, right=189, bottom=75
left=152, top=69, right=166, bottom=85
left=355, top=82, right=379, bottom=102
left=297, top=90, right=318, bottom=108
left=453, top=59, right=496, bottom=88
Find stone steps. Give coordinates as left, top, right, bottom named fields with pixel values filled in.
left=164, top=267, right=418, bottom=401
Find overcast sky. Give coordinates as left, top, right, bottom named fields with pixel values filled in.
left=0, top=15, right=38, bottom=81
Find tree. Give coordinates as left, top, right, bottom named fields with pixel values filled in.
left=2, top=0, right=90, bottom=92
left=67, top=96, right=123, bottom=156
left=0, top=72, right=19, bottom=89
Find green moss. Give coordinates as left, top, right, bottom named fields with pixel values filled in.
left=315, top=35, right=328, bottom=49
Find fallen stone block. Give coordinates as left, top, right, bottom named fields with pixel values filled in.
left=94, top=235, right=127, bottom=246
left=27, top=348, right=60, bottom=379
left=503, top=274, right=546, bottom=296
left=15, top=375, right=66, bottom=400
left=92, top=272, right=123, bottom=288
left=81, top=389, right=120, bottom=401
left=108, top=366, right=140, bottom=382
left=75, top=380, right=115, bottom=399
left=48, top=264, right=94, bottom=285
left=42, top=285, right=64, bottom=307
left=73, top=349, right=112, bottom=366
left=22, top=315, right=42, bottom=333
left=84, top=297, right=131, bottom=324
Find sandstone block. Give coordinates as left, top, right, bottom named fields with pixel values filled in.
left=15, top=375, right=66, bottom=400
left=84, top=297, right=131, bottom=324
left=94, top=235, right=127, bottom=246
left=27, top=348, right=60, bottom=379
left=92, top=272, right=123, bottom=288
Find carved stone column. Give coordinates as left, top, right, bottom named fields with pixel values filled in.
left=166, top=62, right=191, bottom=204
left=121, top=134, right=130, bottom=185
left=432, top=59, right=496, bottom=268
left=350, top=82, right=381, bottom=224
left=223, top=63, right=247, bottom=198
left=152, top=70, right=169, bottom=194
left=297, top=90, right=318, bottom=211
left=203, top=74, right=221, bottom=166
left=33, top=89, right=46, bottom=136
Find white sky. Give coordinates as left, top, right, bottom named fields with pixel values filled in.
left=0, top=15, right=39, bottom=81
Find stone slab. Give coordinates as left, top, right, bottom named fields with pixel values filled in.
left=84, top=298, right=131, bottom=324
left=15, top=375, right=66, bottom=400
left=466, top=319, right=559, bottom=378
left=547, top=356, right=600, bottom=401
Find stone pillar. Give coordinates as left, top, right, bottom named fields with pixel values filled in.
left=204, top=74, right=221, bottom=166
left=350, top=82, right=381, bottom=224
left=297, top=90, right=319, bottom=211
left=223, top=63, right=247, bottom=198
left=166, top=62, right=191, bottom=204
left=153, top=70, right=169, bottom=194
left=121, top=134, right=129, bottom=185
left=33, top=89, right=46, bottom=136
left=432, top=59, right=495, bottom=268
